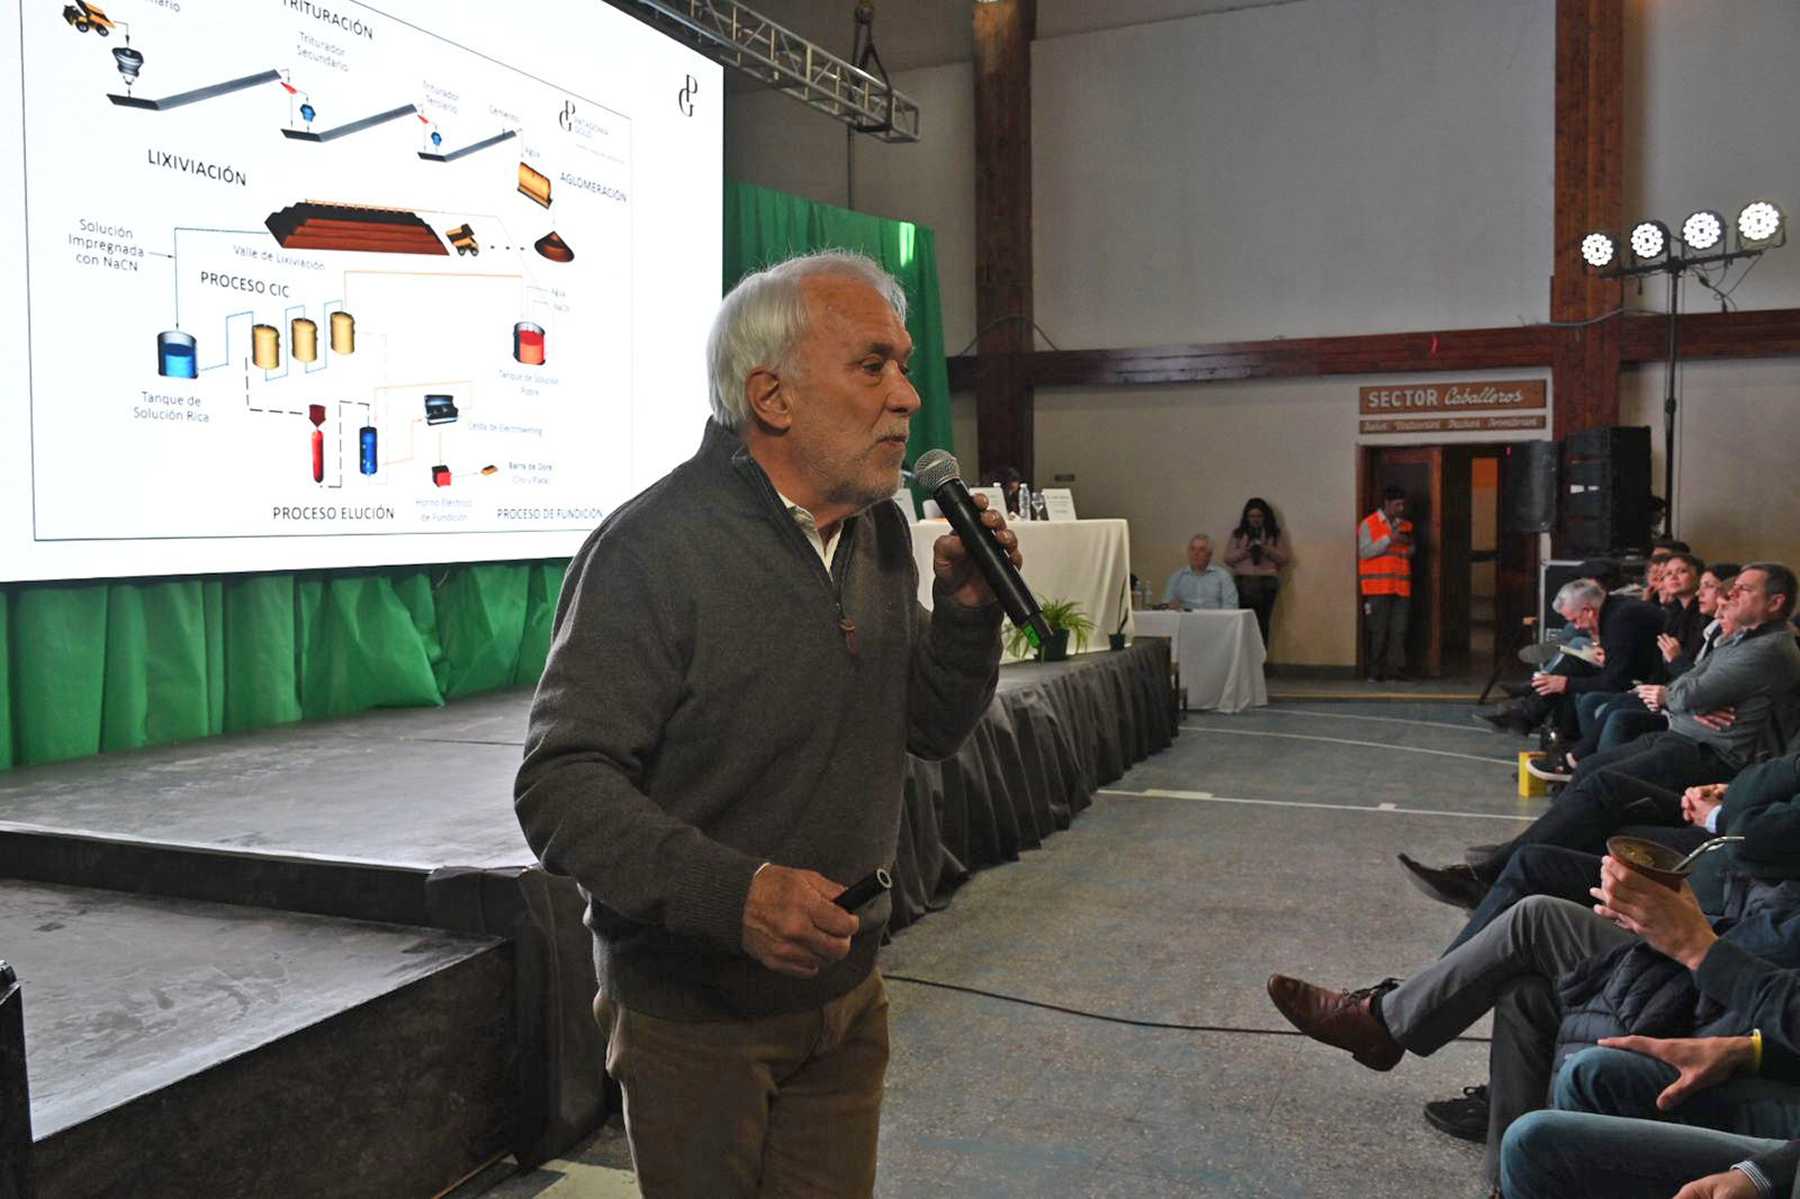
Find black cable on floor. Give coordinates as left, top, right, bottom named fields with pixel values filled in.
left=883, top=972, right=1493, bottom=1045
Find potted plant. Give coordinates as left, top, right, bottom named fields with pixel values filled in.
left=1006, top=597, right=1096, bottom=663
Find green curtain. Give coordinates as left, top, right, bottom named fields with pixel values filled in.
left=0, top=181, right=950, bottom=772
left=723, top=180, right=955, bottom=471
left=0, top=562, right=568, bottom=769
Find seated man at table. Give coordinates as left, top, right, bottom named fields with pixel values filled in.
left=1162, top=534, right=1239, bottom=611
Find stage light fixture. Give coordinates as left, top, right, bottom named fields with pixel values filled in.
left=1629, top=220, right=1670, bottom=262
left=1580, top=231, right=1616, bottom=269
left=1737, top=201, right=1786, bottom=248
left=1681, top=209, right=1724, bottom=252
left=1573, top=196, right=1786, bottom=544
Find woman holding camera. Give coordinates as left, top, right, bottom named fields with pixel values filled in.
left=1224, top=497, right=1287, bottom=650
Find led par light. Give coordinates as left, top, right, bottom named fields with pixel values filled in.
left=1629, top=220, right=1670, bottom=263
left=1737, top=201, right=1786, bottom=248
left=1580, top=231, right=1617, bottom=269
left=1681, top=209, right=1724, bottom=252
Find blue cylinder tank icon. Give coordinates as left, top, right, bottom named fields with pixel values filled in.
left=359, top=426, right=378, bottom=475
left=158, top=330, right=197, bottom=378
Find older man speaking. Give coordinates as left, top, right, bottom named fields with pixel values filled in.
left=515, top=251, right=1014, bottom=1197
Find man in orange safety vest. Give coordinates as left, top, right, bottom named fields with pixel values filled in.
left=1359, top=485, right=1415, bottom=682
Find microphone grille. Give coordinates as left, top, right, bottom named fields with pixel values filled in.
left=913, top=448, right=961, bottom=493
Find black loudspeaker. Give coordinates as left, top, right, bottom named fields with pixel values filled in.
left=1505, top=440, right=1559, bottom=533
left=1561, top=426, right=1652, bottom=556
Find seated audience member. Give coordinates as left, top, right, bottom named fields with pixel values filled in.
left=1667, top=565, right=1746, bottom=679
left=1267, top=765, right=1800, bottom=1194
left=1423, top=747, right=1800, bottom=1144
left=1663, top=552, right=1711, bottom=662
left=1223, top=497, right=1286, bottom=649
left=1534, top=560, right=1730, bottom=782
left=1474, top=576, right=1665, bottom=737
left=1616, top=541, right=1689, bottom=601
left=1161, top=534, right=1238, bottom=611
left=1399, top=563, right=1800, bottom=911
left=1500, top=784, right=1800, bottom=1198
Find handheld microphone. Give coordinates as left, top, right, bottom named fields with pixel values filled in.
left=913, top=449, right=1053, bottom=649
left=834, top=867, right=893, bottom=912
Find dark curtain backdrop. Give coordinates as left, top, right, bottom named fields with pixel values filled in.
left=0, top=182, right=953, bottom=772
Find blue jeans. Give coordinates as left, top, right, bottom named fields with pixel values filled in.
left=1557, top=1045, right=1800, bottom=1141
left=1568, top=692, right=1667, bottom=761
left=1575, top=690, right=1618, bottom=738
left=1500, top=1110, right=1783, bottom=1199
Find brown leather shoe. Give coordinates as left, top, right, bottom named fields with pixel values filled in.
left=1266, top=974, right=1403, bottom=1071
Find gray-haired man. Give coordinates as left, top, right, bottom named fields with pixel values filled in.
left=515, top=251, right=1015, bottom=1196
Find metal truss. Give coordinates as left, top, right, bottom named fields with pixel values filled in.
left=618, top=0, right=922, bottom=142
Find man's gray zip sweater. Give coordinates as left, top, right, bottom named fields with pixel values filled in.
left=516, top=420, right=1002, bottom=1019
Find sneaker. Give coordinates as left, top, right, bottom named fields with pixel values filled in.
left=1423, top=1084, right=1489, bottom=1143
left=1525, top=754, right=1573, bottom=783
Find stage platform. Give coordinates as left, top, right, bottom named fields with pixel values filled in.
left=0, top=639, right=1173, bottom=1196
left=10, top=880, right=511, bottom=1199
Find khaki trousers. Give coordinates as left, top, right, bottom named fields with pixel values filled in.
left=594, top=971, right=890, bottom=1198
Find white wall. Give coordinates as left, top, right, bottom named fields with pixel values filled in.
left=1628, top=0, right=1800, bottom=312
left=1621, top=359, right=1800, bottom=571
left=1036, top=368, right=1549, bottom=667
left=1622, top=0, right=1800, bottom=581
left=1029, top=0, right=1556, bottom=665
left=1031, top=0, right=1555, bottom=347
left=723, top=0, right=1800, bottom=666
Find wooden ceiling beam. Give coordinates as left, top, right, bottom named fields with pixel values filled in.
left=945, top=308, right=1800, bottom=391
left=971, top=0, right=1036, bottom=480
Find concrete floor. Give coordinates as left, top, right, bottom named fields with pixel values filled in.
left=474, top=698, right=1543, bottom=1198
left=1266, top=667, right=1516, bottom=704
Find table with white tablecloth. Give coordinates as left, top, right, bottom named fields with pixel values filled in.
left=1129, top=608, right=1267, bottom=713
left=909, top=518, right=1133, bottom=662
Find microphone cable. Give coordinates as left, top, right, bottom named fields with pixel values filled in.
left=883, top=972, right=1494, bottom=1046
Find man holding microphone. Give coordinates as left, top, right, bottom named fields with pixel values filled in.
left=515, top=251, right=1012, bottom=1197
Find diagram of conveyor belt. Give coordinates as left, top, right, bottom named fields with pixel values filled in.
left=16, top=0, right=645, bottom=544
